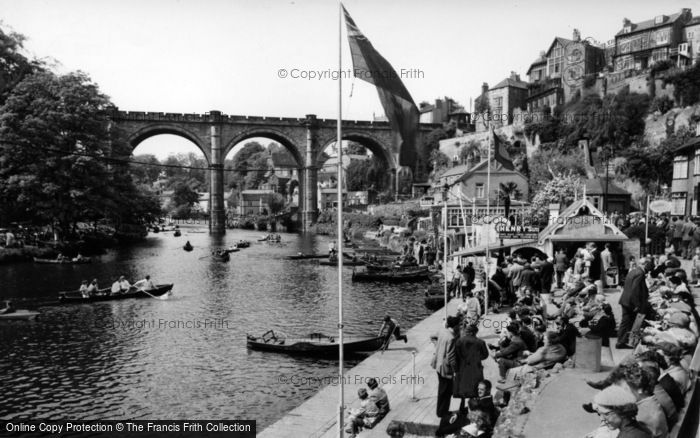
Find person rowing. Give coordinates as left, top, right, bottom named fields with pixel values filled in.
left=0, top=300, right=15, bottom=314
left=133, top=275, right=155, bottom=291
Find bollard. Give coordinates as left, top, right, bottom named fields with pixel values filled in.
left=411, top=351, right=417, bottom=401
left=575, top=333, right=602, bottom=372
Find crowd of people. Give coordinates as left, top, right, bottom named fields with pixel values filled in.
left=423, top=236, right=699, bottom=438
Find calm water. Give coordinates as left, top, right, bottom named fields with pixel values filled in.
left=0, top=230, right=431, bottom=427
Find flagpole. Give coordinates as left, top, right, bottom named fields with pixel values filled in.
left=485, top=129, right=492, bottom=314
left=337, top=1, right=345, bottom=436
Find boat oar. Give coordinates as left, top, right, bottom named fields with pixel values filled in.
left=198, top=255, right=212, bottom=260
left=138, top=288, right=170, bottom=300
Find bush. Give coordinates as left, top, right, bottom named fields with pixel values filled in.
left=650, top=59, right=674, bottom=76
left=583, top=74, right=597, bottom=89
left=649, top=95, right=674, bottom=114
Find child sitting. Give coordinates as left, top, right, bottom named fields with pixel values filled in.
left=345, top=387, right=379, bottom=437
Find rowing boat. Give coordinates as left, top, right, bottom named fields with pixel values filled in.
left=34, top=257, right=92, bottom=264
left=246, top=330, right=384, bottom=357
left=319, top=260, right=365, bottom=266
left=351, top=268, right=431, bottom=283
left=57, top=284, right=174, bottom=303
left=0, top=310, right=40, bottom=321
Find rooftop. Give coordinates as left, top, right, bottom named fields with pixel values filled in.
left=584, top=177, right=631, bottom=196
left=615, top=10, right=687, bottom=36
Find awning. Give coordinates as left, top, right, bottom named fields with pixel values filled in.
left=545, top=234, right=628, bottom=242
left=451, top=240, right=538, bottom=257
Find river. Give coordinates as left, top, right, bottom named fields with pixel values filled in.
left=0, top=229, right=432, bottom=427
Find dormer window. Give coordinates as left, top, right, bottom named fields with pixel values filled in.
left=654, top=15, right=666, bottom=25
left=623, top=25, right=632, bottom=33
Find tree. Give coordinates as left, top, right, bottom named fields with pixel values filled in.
left=346, top=141, right=367, bottom=155
left=268, top=193, right=286, bottom=215
left=527, top=148, right=587, bottom=196
left=621, top=129, right=691, bottom=193
left=172, top=182, right=199, bottom=208
left=346, top=159, right=371, bottom=191
left=0, top=26, right=41, bottom=105
left=498, top=182, right=522, bottom=218
left=529, top=174, right=583, bottom=219
left=458, top=140, right=482, bottom=165
left=0, top=70, right=119, bottom=235
left=130, top=154, right=162, bottom=184
left=243, top=153, right=270, bottom=189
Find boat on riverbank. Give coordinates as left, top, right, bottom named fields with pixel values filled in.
left=0, top=309, right=40, bottom=321
left=246, top=330, right=384, bottom=357
left=57, top=284, right=173, bottom=303
left=33, top=257, right=92, bottom=264
left=351, top=267, right=432, bottom=283
left=319, top=259, right=365, bottom=266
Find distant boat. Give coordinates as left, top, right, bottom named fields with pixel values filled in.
left=246, top=330, right=384, bottom=357
left=0, top=309, right=40, bottom=321
left=424, top=284, right=451, bottom=310
left=225, top=246, right=240, bottom=253
left=34, top=257, right=91, bottom=265
left=183, top=242, right=193, bottom=252
left=58, top=284, right=174, bottom=303
left=236, top=240, right=251, bottom=248
left=211, top=252, right=230, bottom=262
left=173, top=230, right=181, bottom=237
left=258, top=234, right=281, bottom=242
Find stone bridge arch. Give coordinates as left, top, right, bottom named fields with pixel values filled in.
left=109, top=108, right=439, bottom=233
left=127, top=124, right=211, bottom=163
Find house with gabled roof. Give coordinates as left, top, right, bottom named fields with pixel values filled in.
left=613, top=8, right=693, bottom=71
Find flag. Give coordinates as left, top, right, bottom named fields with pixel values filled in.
left=342, top=5, right=419, bottom=167
left=491, top=128, right=514, bottom=170
left=578, top=138, right=596, bottom=179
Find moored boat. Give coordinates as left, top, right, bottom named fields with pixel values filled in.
left=246, top=330, right=384, bottom=357
left=34, top=257, right=92, bottom=265
left=236, top=240, right=251, bottom=248
left=351, top=267, right=431, bottom=283
left=0, top=309, right=40, bottom=321
left=319, top=259, right=365, bottom=266
left=58, top=284, right=174, bottom=303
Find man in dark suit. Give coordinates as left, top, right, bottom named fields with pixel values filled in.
left=586, top=242, right=603, bottom=294
left=430, top=316, right=459, bottom=417
left=617, top=260, right=652, bottom=349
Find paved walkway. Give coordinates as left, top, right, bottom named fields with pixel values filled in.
left=260, top=296, right=507, bottom=438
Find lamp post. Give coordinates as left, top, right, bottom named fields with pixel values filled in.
left=442, top=182, right=450, bottom=322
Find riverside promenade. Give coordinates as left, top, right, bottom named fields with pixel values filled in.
left=260, top=295, right=508, bottom=437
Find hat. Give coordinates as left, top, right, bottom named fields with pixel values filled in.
left=668, top=312, right=691, bottom=328
left=592, top=385, right=637, bottom=408
left=367, top=378, right=378, bottom=389
left=384, top=315, right=391, bottom=322
left=357, top=387, right=368, bottom=398
left=446, top=316, right=460, bottom=328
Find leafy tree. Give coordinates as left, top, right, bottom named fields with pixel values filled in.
left=243, top=153, right=270, bottom=189
left=0, top=70, right=120, bottom=235
left=130, top=154, right=162, bottom=184
left=346, top=159, right=370, bottom=191
left=0, top=26, right=41, bottom=105
left=527, top=148, right=587, bottom=195
left=346, top=141, right=367, bottom=155
left=529, top=173, right=583, bottom=218
left=621, top=128, right=692, bottom=193
left=457, top=139, right=482, bottom=165
left=267, top=193, right=286, bottom=215
left=171, top=182, right=199, bottom=208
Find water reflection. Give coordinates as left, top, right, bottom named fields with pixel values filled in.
left=0, top=230, right=432, bottom=427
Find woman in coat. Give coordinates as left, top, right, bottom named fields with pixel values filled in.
left=452, top=323, right=489, bottom=413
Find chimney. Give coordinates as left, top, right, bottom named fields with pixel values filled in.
left=481, top=82, right=489, bottom=95
left=622, top=18, right=631, bottom=27
left=510, top=71, right=520, bottom=81
left=573, top=28, right=581, bottom=42
left=539, top=50, right=545, bottom=58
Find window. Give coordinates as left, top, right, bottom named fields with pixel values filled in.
left=476, top=183, right=485, bottom=198
left=694, top=150, right=700, bottom=175
left=672, top=192, right=687, bottom=216
left=673, top=156, right=688, bottom=179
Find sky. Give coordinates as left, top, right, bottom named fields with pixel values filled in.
left=0, top=0, right=693, bottom=158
